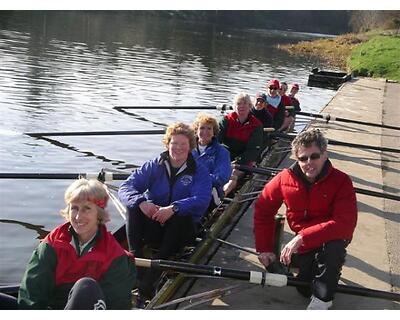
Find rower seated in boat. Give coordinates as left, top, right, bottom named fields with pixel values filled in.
left=254, top=128, right=358, bottom=310
left=265, top=78, right=290, bottom=131
left=250, top=92, right=274, bottom=147
left=118, top=122, right=212, bottom=307
left=191, top=113, right=232, bottom=207
left=288, top=83, right=301, bottom=112
left=1, top=179, right=137, bottom=310
left=217, top=92, right=263, bottom=196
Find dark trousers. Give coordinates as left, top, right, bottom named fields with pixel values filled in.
left=0, top=277, right=105, bottom=310
left=64, top=277, right=106, bottom=310
left=291, top=239, right=347, bottom=302
left=126, top=207, right=196, bottom=299
left=0, top=292, right=18, bottom=310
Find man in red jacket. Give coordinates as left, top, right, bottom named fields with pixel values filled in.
left=254, top=128, right=357, bottom=309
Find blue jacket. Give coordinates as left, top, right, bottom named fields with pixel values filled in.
left=191, top=137, right=232, bottom=197
left=118, top=151, right=212, bottom=223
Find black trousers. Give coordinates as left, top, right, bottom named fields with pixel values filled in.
left=291, top=239, right=347, bottom=302
left=0, top=277, right=105, bottom=310
left=126, top=207, right=197, bottom=298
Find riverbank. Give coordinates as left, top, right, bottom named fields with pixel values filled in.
left=281, top=30, right=400, bottom=82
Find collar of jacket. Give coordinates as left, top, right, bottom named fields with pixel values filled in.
left=290, top=159, right=332, bottom=188
left=159, top=150, right=197, bottom=176
left=228, top=111, right=252, bottom=125
left=196, top=136, right=217, bottom=153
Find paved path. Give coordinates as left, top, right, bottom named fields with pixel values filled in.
left=178, top=77, right=400, bottom=310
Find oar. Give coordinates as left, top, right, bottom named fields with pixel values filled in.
left=235, top=165, right=400, bottom=202
left=135, top=258, right=400, bottom=302
left=273, top=132, right=400, bottom=154
left=293, top=109, right=400, bottom=131
left=0, top=172, right=130, bottom=180
left=25, top=129, right=166, bottom=137
left=114, top=104, right=233, bottom=111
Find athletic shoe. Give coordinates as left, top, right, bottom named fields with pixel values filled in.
left=306, top=295, right=333, bottom=310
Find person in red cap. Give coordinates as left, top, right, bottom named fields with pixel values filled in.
left=278, top=81, right=295, bottom=131
left=265, top=79, right=286, bottom=131
left=289, top=83, right=301, bottom=112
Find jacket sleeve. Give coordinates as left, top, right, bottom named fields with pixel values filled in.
left=299, top=174, right=358, bottom=251
left=217, top=117, right=228, bottom=144
left=99, top=255, right=136, bottom=310
left=118, top=160, right=154, bottom=210
left=173, top=164, right=212, bottom=222
left=254, top=173, right=284, bottom=253
left=237, top=125, right=263, bottom=165
left=18, top=242, right=57, bottom=309
left=210, top=145, right=232, bottom=188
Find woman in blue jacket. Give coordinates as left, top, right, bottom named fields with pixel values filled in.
left=118, top=122, right=212, bottom=306
left=191, top=113, right=232, bottom=205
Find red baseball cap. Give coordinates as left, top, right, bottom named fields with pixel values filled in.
left=267, top=79, right=280, bottom=88
left=292, top=83, right=300, bottom=90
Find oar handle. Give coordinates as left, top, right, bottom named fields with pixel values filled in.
left=133, top=258, right=400, bottom=301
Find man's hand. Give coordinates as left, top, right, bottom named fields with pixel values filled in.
left=152, top=206, right=174, bottom=225
left=139, top=201, right=159, bottom=218
left=258, top=252, right=276, bottom=267
left=280, top=234, right=303, bottom=266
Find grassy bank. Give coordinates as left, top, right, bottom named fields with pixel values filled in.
left=281, top=31, right=400, bottom=82
left=348, top=35, right=400, bottom=81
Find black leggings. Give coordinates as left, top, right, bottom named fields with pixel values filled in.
left=292, top=239, right=347, bottom=302
left=126, top=207, right=196, bottom=298
left=0, top=277, right=106, bottom=310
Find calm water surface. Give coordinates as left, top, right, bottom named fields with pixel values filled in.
left=0, top=12, right=336, bottom=285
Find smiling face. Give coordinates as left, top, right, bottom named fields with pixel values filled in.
left=268, top=85, right=279, bottom=97
left=234, top=99, right=251, bottom=121
left=69, top=200, right=99, bottom=244
left=296, top=143, right=327, bottom=183
left=255, top=98, right=266, bottom=110
left=168, top=134, right=190, bottom=167
left=197, top=122, right=214, bottom=146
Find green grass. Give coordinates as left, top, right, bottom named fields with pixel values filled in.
left=348, top=35, right=400, bottom=81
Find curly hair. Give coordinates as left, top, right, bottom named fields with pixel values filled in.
left=291, top=128, right=328, bottom=156
left=192, top=113, right=219, bottom=137
left=60, top=178, right=110, bottom=224
left=162, top=122, right=197, bottom=150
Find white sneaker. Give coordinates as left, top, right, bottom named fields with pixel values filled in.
left=307, top=295, right=333, bottom=310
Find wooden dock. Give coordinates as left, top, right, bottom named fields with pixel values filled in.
left=175, top=77, right=400, bottom=310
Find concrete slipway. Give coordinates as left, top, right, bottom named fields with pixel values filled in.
left=175, top=77, right=400, bottom=310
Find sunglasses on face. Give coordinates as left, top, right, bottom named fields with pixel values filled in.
left=297, top=152, right=321, bottom=162
left=269, top=86, right=278, bottom=90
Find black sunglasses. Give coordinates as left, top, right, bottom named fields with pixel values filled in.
left=297, top=152, right=321, bottom=162
left=269, top=86, right=278, bottom=90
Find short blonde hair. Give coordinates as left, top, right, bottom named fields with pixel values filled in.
left=192, top=113, right=219, bottom=137
left=60, top=179, right=110, bottom=224
left=291, top=128, right=328, bottom=157
left=233, top=92, right=253, bottom=109
left=162, top=122, right=196, bottom=150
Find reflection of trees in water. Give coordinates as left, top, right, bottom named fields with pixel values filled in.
left=0, top=219, right=49, bottom=240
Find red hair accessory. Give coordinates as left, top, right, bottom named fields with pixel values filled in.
left=93, top=198, right=107, bottom=209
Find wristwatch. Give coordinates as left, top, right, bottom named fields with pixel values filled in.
left=172, top=204, right=179, bottom=213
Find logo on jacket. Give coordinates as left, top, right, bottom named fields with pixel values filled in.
left=180, top=175, right=193, bottom=186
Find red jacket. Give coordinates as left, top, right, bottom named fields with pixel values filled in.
left=254, top=161, right=357, bottom=253
left=44, top=223, right=127, bottom=286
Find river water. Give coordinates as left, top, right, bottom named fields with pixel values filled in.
left=0, top=11, right=336, bottom=285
